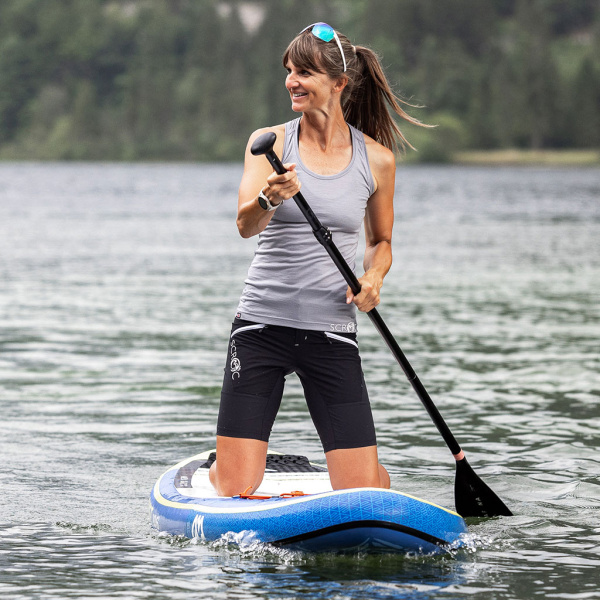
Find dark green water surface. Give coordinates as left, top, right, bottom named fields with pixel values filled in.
left=0, top=163, right=598, bottom=599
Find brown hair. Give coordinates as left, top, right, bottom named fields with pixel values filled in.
left=283, top=26, right=428, bottom=152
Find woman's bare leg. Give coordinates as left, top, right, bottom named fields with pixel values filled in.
left=325, top=446, right=390, bottom=490
left=209, top=436, right=268, bottom=497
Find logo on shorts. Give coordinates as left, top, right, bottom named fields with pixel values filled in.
left=330, top=322, right=356, bottom=333
left=230, top=338, right=241, bottom=379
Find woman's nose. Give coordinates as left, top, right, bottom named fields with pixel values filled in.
left=286, top=73, right=298, bottom=88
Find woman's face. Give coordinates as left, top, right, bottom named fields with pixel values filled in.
left=285, top=60, right=339, bottom=113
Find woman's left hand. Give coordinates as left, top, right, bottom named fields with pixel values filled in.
left=346, top=269, right=383, bottom=313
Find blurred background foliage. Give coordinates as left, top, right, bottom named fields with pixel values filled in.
left=0, top=0, right=598, bottom=161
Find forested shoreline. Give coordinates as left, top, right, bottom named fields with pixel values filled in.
left=1, top=0, right=599, bottom=162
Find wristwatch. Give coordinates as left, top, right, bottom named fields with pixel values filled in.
left=257, top=190, right=281, bottom=211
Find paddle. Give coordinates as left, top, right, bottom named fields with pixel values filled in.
left=250, top=131, right=512, bottom=518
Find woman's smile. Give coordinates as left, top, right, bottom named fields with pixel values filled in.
left=285, top=61, right=328, bottom=109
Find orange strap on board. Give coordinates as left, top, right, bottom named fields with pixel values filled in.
left=235, top=487, right=308, bottom=500
left=237, top=486, right=272, bottom=500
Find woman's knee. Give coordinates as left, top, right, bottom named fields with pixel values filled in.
left=211, top=463, right=263, bottom=497
left=210, top=436, right=268, bottom=497
left=378, top=463, right=390, bottom=489
left=326, top=446, right=386, bottom=490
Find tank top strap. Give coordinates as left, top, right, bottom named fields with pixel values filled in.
left=282, top=118, right=301, bottom=164
left=348, top=123, right=376, bottom=197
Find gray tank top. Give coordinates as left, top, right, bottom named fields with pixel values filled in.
left=236, top=118, right=375, bottom=332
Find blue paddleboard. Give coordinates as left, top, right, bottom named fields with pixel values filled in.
left=150, top=450, right=467, bottom=554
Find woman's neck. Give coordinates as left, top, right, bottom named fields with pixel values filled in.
left=297, top=109, right=353, bottom=176
left=299, top=109, right=350, bottom=153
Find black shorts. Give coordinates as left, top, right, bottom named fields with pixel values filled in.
left=217, top=319, right=376, bottom=453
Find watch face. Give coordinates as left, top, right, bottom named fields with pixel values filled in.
left=258, top=195, right=269, bottom=210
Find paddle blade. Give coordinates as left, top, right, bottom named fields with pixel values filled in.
left=454, top=457, right=513, bottom=518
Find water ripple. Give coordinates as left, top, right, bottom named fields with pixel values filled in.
left=1, top=164, right=599, bottom=599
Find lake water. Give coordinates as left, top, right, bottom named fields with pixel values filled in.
left=0, top=163, right=598, bottom=599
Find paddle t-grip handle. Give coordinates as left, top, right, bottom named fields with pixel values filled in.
left=251, top=132, right=290, bottom=180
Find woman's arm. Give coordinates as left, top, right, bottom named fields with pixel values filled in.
left=237, top=126, right=301, bottom=238
left=346, top=143, right=396, bottom=312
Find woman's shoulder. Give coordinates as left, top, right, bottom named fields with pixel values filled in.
left=362, top=133, right=396, bottom=170
left=248, top=123, right=287, bottom=139
left=361, top=133, right=396, bottom=193
left=246, top=123, right=290, bottom=158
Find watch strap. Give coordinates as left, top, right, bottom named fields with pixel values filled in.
left=258, top=190, right=280, bottom=212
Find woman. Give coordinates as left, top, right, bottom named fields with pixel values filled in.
left=210, top=23, right=424, bottom=497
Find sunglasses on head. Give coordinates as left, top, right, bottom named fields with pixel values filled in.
left=299, top=22, right=347, bottom=73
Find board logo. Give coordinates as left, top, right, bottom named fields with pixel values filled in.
left=191, top=514, right=206, bottom=540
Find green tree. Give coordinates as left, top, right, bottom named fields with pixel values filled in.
left=468, top=49, right=502, bottom=148
left=571, top=55, right=600, bottom=147
left=509, top=0, right=561, bottom=148
left=120, top=3, right=183, bottom=158
left=0, top=34, right=37, bottom=141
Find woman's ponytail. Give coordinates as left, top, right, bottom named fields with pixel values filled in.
left=344, top=46, right=428, bottom=153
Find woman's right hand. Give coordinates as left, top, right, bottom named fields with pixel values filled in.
left=265, top=162, right=301, bottom=203
left=237, top=125, right=292, bottom=238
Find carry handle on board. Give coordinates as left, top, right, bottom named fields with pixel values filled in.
left=251, top=131, right=512, bottom=519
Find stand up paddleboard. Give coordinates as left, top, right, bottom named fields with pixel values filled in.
left=150, top=450, right=467, bottom=554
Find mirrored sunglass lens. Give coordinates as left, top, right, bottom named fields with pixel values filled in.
left=311, top=23, right=334, bottom=43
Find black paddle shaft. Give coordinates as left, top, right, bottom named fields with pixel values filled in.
left=251, top=132, right=461, bottom=455
left=250, top=132, right=512, bottom=518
